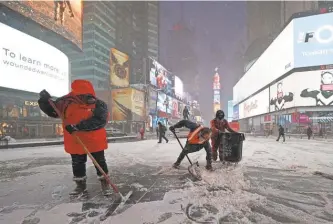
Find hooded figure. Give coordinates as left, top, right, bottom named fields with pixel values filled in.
left=210, top=110, right=236, bottom=161
left=38, top=80, right=111, bottom=197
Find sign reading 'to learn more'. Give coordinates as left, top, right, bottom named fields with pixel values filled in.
left=0, top=23, right=69, bottom=97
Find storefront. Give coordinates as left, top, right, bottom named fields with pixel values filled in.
left=0, top=88, right=63, bottom=138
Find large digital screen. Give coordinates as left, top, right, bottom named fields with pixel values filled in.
left=110, top=48, right=130, bottom=87
left=149, top=89, right=157, bottom=115
left=157, top=92, right=173, bottom=114
left=238, top=88, right=269, bottom=119
left=0, top=23, right=69, bottom=97
left=174, top=76, right=184, bottom=98
left=2, top=1, right=83, bottom=49
left=270, top=69, right=333, bottom=112
left=294, top=12, right=333, bottom=68
left=149, top=58, right=174, bottom=95
left=233, top=21, right=294, bottom=105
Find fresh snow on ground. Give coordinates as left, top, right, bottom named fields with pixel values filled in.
left=1, top=137, right=333, bottom=224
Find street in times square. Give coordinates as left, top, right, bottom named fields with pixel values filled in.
left=1, top=1, right=333, bottom=224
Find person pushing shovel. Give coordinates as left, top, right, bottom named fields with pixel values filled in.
left=169, top=120, right=213, bottom=171
left=38, top=80, right=112, bottom=197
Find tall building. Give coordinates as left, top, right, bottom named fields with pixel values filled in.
left=164, top=19, right=199, bottom=100
left=244, top=1, right=318, bottom=71
left=70, top=1, right=117, bottom=90
left=70, top=2, right=159, bottom=88
left=147, top=2, right=159, bottom=60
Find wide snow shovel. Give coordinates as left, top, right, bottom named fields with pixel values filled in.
left=47, top=99, right=132, bottom=219
left=172, top=131, right=202, bottom=180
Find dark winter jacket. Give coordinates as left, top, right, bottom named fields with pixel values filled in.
left=307, top=127, right=313, bottom=135
left=158, top=124, right=167, bottom=134
left=278, top=126, right=285, bottom=135
left=183, top=108, right=189, bottom=117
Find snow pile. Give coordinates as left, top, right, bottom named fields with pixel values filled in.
left=108, top=165, right=268, bottom=224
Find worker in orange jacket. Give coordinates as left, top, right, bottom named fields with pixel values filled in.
left=169, top=120, right=212, bottom=170
left=210, top=110, right=237, bottom=161
left=38, top=80, right=111, bottom=197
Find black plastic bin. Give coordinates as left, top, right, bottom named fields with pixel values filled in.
left=221, top=132, right=245, bottom=163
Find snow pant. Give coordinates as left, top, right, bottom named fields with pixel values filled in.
left=175, top=142, right=211, bottom=165
left=307, top=134, right=312, bottom=140
left=140, top=133, right=144, bottom=140
left=183, top=115, right=189, bottom=120
left=159, top=132, right=168, bottom=143
left=71, top=150, right=108, bottom=178
left=276, top=134, right=285, bottom=142
left=211, top=135, right=223, bottom=161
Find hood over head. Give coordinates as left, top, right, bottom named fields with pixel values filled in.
left=216, top=110, right=225, bottom=120
left=71, top=80, right=96, bottom=96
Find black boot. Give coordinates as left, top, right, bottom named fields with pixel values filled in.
left=172, top=162, right=180, bottom=169
left=70, top=176, right=87, bottom=197
left=98, top=175, right=113, bottom=196
left=205, top=160, right=213, bottom=171
left=212, top=151, right=218, bottom=161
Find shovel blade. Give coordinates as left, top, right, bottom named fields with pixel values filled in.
left=188, top=163, right=202, bottom=180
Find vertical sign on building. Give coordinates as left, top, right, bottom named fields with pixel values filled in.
left=227, top=100, right=233, bottom=122
left=213, top=68, right=221, bottom=114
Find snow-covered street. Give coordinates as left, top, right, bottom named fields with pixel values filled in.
left=1, top=137, right=333, bottom=224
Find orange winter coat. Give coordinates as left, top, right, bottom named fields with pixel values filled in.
left=58, top=80, right=108, bottom=155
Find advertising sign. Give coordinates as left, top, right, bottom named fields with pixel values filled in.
left=171, top=99, right=180, bottom=118
left=227, top=100, right=233, bottom=122
left=149, top=89, right=157, bottom=115
left=213, top=104, right=220, bottom=114
left=2, top=1, right=83, bottom=49
left=0, top=23, right=69, bottom=97
left=213, top=72, right=220, bottom=90
left=213, top=94, right=220, bottom=104
left=294, top=12, right=333, bottom=68
left=233, top=22, right=294, bottom=104
left=233, top=104, right=239, bottom=120
left=149, top=58, right=174, bottom=95
left=270, top=69, right=333, bottom=111
left=174, top=76, right=184, bottom=98
left=111, top=88, right=145, bottom=121
left=239, top=88, right=269, bottom=119
left=157, top=92, right=172, bottom=113
left=110, top=48, right=130, bottom=87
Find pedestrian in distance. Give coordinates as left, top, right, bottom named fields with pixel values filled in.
left=183, top=106, right=190, bottom=120
left=38, top=80, right=112, bottom=197
left=307, top=126, right=313, bottom=140
left=169, top=120, right=213, bottom=170
left=156, top=126, right=159, bottom=139
left=276, top=125, right=285, bottom=142
left=157, top=121, right=169, bottom=143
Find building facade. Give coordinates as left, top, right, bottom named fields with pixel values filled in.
left=244, top=1, right=318, bottom=72
left=233, top=12, right=333, bottom=136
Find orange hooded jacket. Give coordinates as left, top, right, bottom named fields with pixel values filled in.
left=58, top=80, right=108, bottom=155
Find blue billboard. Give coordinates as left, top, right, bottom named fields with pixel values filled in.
left=294, top=12, right=333, bottom=68
left=233, top=104, right=239, bottom=120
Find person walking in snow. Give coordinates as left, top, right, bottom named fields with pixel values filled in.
left=157, top=121, right=168, bottom=143
left=183, top=106, right=190, bottom=120
left=276, top=125, right=285, bottom=142
left=38, top=80, right=112, bottom=197
left=169, top=120, right=212, bottom=170
left=307, top=126, right=313, bottom=140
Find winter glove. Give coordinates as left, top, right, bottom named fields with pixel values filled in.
left=169, top=126, right=175, bottom=132
left=65, top=125, right=79, bottom=134
left=39, top=89, right=51, bottom=100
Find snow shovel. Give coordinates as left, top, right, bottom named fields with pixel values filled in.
left=172, top=131, right=202, bottom=180
left=47, top=99, right=132, bottom=218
